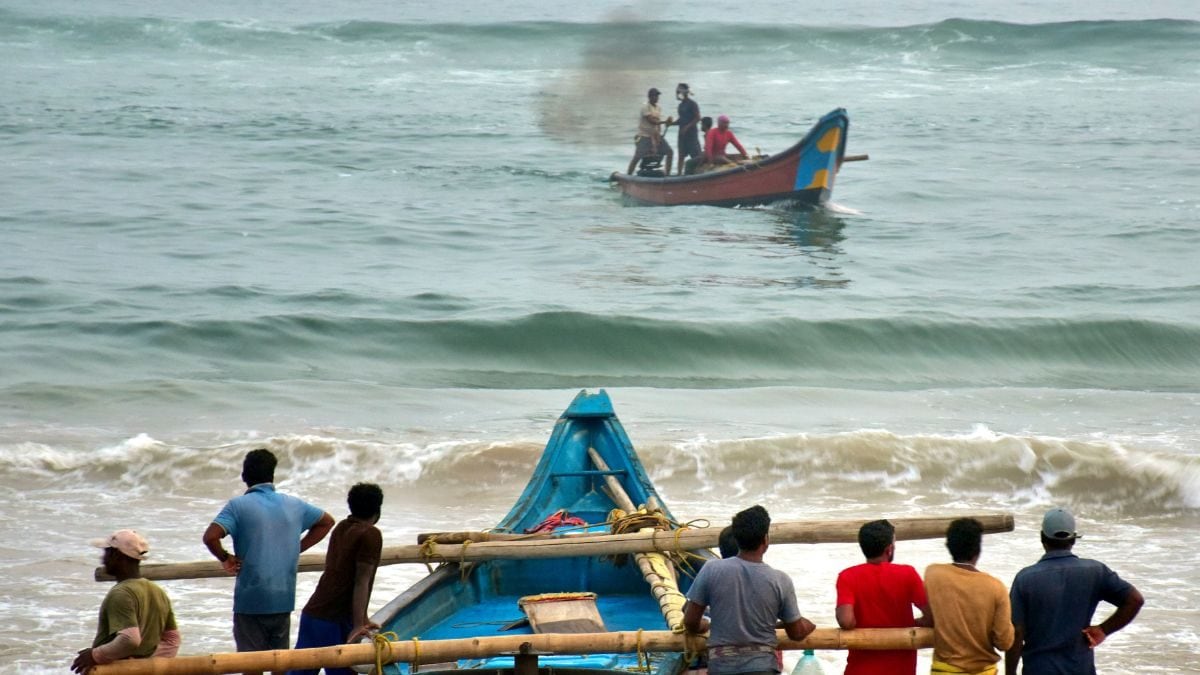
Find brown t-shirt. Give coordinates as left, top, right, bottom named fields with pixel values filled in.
left=924, top=563, right=1015, bottom=673
left=303, top=516, right=382, bottom=621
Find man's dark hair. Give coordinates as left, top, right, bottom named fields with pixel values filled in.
left=731, top=505, right=771, bottom=551
left=348, top=482, right=384, bottom=519
left=946, top=518, right=983, bottom=563
left=858, top=519, right=895, bottom=559
left=718, top=525, right=738, bottom=559
left=700, top=116, right=713, bottom=131
left=242, top=448, right=277, bottom=486
left=1040, top=532, right=1075, bottom=551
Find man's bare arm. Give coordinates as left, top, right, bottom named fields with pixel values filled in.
left=783, top=616, right=816, bottom=642
left=1085, top=587, right=1144, bottom=648
left=300, top=512, right=335, bottom=552
left=682, top=600, right=709, bottom=634
left=835, top=604, right=856, bottom=630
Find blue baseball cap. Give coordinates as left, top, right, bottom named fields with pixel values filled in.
left=1041, top=507, right=1078, bottom=540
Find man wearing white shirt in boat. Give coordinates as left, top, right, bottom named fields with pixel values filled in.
left=626, top=87, right=674, bottom=176
left=684, top=505, right=815, bottom=675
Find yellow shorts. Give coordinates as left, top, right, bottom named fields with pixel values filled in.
left=931, top=660, right=997, bottom=675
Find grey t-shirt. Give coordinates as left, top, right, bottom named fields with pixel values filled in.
left=687, top=556, right=802, bottom=675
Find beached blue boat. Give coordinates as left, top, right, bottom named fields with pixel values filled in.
left=370, top=390, right=707, bottom=675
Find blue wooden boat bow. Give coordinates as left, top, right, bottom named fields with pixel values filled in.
left=370, top=390, right=711, bottom=675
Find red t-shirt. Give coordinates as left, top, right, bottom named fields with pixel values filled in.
left=705, top=127, right=746, bottom=161
left=836, top=562, right=926, bottom=675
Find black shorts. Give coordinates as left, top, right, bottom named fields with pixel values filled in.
left=678, top=131, right=702, bottom=160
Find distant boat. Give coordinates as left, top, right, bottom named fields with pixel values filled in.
left=610, top=108, right=856, bottom=208
left=368, top=389, right=710, bottom=675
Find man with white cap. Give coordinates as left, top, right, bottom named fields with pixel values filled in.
left=72, top=530, right=180, bottom=673
left=1004, top=508, right=1144, bottom=675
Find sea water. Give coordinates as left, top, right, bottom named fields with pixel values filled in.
left=1, top=1, right=1198, bottom=672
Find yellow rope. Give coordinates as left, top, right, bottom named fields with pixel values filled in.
left=372, top=631, right=399, bottom=675
left=458, top=539, right=473, bottom=583
left=411, top=636, right=421, bottom=673
left=418, top=538, right=439, bottom=574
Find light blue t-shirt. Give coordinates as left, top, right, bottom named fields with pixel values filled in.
left=213, top=483, right=325, bottom=614
left=687, top=556, right=802, bottom=675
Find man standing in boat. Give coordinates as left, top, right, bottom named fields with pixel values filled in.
left=626, top=87, right=673, bottom=176
left=289, top=482, right=385, bottom=675
left=675, top=83, right=702, bottom=176
left=683, top=505, right=816, bottom=675
left=203, top=448, right=335, bottom=665
left=1005, top=508, right=1143, bottom=675
left=836, top=519, right=930, bottom=675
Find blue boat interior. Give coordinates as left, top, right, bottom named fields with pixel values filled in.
left=376, top=390, right=699, bottom=675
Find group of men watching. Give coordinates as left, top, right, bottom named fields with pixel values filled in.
left=627, top=84, right=748, bottom=177
left=75, top=457, right=1142, bottom=675
left=684, top=505, right=1143, bottom=675
left=75, top=449, right=384, bottom=675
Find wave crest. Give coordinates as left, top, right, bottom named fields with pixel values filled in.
left=4, top=428, right=1195, bottom=515
left=647, top=427, right=1200, bottom=514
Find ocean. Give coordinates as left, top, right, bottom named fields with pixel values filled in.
left=2, top=0, right=1198, bottom=672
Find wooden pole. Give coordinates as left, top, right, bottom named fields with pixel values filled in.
left=842, top=154, right=869, bottom=162
left=417, top=531, right=546, bottom=544
left=91, top=627, right=934, bottom=675
left=587, top=448, right=637, bottom=512
left=587, top=448, right=686, bottom=631
left=98, top=514, right=1014, bottom=582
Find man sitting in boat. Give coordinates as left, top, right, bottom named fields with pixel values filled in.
left=626, top=87, right=674, bottom=177
left=705, top=114, right=749, bottom=167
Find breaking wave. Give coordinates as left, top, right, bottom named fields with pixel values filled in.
left=3, top=426, right=1197, bottom=515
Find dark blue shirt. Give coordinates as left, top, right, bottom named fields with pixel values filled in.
left=677, top=98, right=700, bottom=136
left=1009, top=550, right=1133, bottom=675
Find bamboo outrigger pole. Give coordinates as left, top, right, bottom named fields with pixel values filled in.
left=91, top=627, right=933, bottom=675
left=587, top=448, right=687, bottom=632
left=96, top=514, right=1014, bottom=582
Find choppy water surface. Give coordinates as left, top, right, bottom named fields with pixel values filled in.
left=2, top=1, right=1198, bottom=672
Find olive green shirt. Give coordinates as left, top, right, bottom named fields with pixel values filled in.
left=93, top=578, right=177, bottom=658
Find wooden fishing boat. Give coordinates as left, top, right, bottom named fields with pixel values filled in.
left=368, top=389, right=708, bottom=675
left=610, top=109, right=853, bottom=208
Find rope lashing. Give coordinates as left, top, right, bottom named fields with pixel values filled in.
left=418, top=538, right=439, bottom=574
left=458, top=539, right=473, bottom=582
left=371, top=631, right=400, bottom=675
